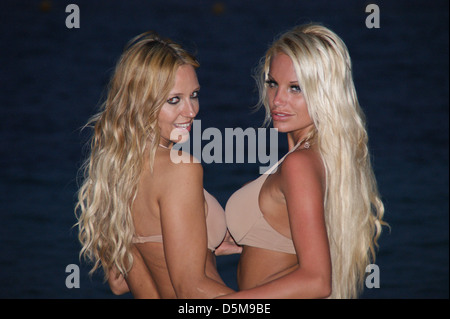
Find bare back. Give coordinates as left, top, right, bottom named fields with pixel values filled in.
left=128, top=148, right=231, bottom=298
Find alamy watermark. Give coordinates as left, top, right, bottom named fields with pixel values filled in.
left=65, top=263, right=381, bottom=290
left=65, top=4, right=80, bottom=29
left=65, top=4, right=381, bottom=30
left=365, top=4, right=380, bottom=29
left=65, top=264, right=80, bottom=289
left=365, top=264, right=381, bottom=289
left=169, top=120, right=279, bottom=174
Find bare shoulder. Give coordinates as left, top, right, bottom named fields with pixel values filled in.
left=155, top=150, right=204, bottom=198
left=281, top=149, right=321, bottom=175
left=279, top=148, right=325, bottom=190
left=165, top=150, right=203, bottom=178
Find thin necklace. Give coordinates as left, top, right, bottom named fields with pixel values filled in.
left=158, top=143, right=171, bottom=149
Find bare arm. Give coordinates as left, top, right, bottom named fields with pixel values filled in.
left=125, top=245, right=160, bottom=298
left=214, top=230, right=242, bottom=256
left=159, top=159, right=234, bottom=298
left=108, top=268, right=129, bottom=296
left=220, top=151, right=331, bottom=299
left=108, top=245, right=160, bottom=298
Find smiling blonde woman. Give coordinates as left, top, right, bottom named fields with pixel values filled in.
left=75, top=32, right=234, bottom=298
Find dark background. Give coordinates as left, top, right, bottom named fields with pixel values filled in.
left=0, top=0, right=448, bottom=298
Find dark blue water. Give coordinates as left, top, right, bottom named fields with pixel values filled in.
left=0, top=0, right=448, bottom=299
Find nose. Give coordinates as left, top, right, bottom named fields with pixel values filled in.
left=181, top=99, right=198, bottom=118
left=272, top=88, right=286, bottom=107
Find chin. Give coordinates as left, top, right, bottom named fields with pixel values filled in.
left=170, top=130, right=190, bottom=144
left=177, top=135, right=190, bottom=144
left=272, top=123, right=290, bottom=133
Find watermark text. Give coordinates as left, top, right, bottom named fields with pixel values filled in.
left=170, top=120, right=279, bottom=174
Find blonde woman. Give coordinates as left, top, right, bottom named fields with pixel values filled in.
left=223, top=24, right=386, bottom=298
left=75, top=32, right=234, bottom=298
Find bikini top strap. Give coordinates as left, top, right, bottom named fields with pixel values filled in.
left=263, top=139, right=305, bottom=175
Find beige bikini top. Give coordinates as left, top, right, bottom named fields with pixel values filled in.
left=225, top=143, right=305, bottom=254
left=133, top=189, right=227, bottom=252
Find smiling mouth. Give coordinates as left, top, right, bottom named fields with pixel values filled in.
left=173, top=122, right=192, bottom=131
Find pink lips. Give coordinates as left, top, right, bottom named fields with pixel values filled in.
left=271, top=112, right=293, bottom=121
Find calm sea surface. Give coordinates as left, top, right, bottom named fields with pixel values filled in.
left=0, top=0, right=448, bottom=298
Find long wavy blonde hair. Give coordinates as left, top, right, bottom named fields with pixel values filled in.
left=75, top=32, right=199, bottom=279
left=256, top=24, right=386, bottom=298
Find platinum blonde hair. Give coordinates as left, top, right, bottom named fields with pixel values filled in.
left=256, top=24, right=386, bottom=298
left=75, top=32, right=199, bottom=279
